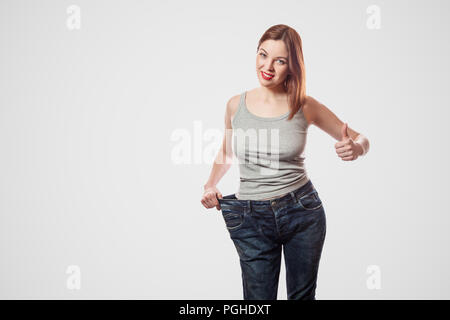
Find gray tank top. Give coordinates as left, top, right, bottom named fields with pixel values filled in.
left=232, top=91, right=310, bottom=200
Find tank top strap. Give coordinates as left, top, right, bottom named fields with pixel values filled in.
left=240, top=91, right=248, bottom=115
left=240, top=91, right=246, bottom=105
left=232, top=91, right=247, bottom=125
left=238, top=91, right=247, bottom=115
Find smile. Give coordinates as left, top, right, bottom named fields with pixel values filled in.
left=261, top=71, right=274, bottom=80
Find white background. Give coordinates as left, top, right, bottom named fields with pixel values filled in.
left=1, top=0, right=449, bottom=299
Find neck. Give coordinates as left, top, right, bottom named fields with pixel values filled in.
left=258, top=85, right=288, bottom=102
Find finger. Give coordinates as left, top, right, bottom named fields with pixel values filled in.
left=206, top=197, right=216, bottom=208
left=335, top=140, right=350, bottom=148
left=203, top=195, right=213, bottom=207
left=212, top=194, right=221, bottom=204
left=216, top=193, right=223, bottom=210
left=339, top=149, right=353, bottom=156
left=336, top=149, right=352, bottom=157
left=342, top=151, right=355, bottom=158
left=341, top=122, right=349, bottom=140
left=336, top=143, right=351, bottom=149
left=342, top=154, right=355, bottom=161
left=336, top=145, right=351, bottom=153
left=204, top=191, right=215, bottom=203
left=201, top=199, right=210, bottom=208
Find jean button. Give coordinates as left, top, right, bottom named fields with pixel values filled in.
left=271, top=201, right=276, bottom=205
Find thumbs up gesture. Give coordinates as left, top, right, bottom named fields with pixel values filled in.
left=335, top=123, right=359, bottom=161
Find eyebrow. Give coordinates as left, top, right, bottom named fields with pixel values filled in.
left=260, top=48, right=288, bottom=60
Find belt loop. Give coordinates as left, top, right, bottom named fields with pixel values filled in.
left=247, top=200, right=252, bottom=212
left=289, top=191, right=298, bottom=203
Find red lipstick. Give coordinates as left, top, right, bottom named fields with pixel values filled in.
left=261, top=71, right=274, bottom=80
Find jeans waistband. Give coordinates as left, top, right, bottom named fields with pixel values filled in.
left=217, top=180, right=317, bottom=209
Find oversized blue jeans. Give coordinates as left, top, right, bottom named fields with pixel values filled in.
left=217, top=180, right=326, bottom=300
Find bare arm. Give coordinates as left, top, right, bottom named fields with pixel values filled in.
left=304, top=96, right=370, bottom=156
left=203, top=97, right=236, bottom=190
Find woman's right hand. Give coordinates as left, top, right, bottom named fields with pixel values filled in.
left=201, top=186, right=223, bottom=210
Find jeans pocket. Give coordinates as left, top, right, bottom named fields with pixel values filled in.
left=221, top=205, right=245, bottom=230
left=299, top=190, right=323, bottom=211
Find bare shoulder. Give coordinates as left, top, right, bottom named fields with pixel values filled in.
left=226, top=93, right=241, bottom=124
left=302, top=95, right=322, bottom=126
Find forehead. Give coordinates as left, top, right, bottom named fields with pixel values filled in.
left=259, top=39, right=288, bottom=56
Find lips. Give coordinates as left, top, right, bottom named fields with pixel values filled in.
left=261, top=71, right=274, bottom=80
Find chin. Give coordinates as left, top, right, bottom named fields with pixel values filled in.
left=259, top=80, right=278, bottom=87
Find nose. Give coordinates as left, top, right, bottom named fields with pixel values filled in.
left=264, top=62, right=275, bottom=72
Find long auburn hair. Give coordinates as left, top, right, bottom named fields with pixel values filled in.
left=256, top=24, right=307, bottom=121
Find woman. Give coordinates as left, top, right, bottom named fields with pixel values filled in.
left=200, top=24, right=370, bottom=300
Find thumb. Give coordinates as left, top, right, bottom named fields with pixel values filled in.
left=341, top=122, right=349, bottom=140
left=216, top=193, right=223, bottom=210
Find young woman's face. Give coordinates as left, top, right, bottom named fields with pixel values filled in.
left=256, top=40, right=290, bottom=88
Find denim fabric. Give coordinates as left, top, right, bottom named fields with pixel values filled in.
left=217, top=180, right=326, bottom=300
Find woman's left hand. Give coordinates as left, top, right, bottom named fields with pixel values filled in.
left=335, top=123, right=361, bottom=161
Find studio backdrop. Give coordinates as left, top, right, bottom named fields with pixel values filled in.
left=1, top=0, right=449, bottom=299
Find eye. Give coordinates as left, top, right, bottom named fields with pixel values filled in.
left=259, top=53, right=286, bottom=65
